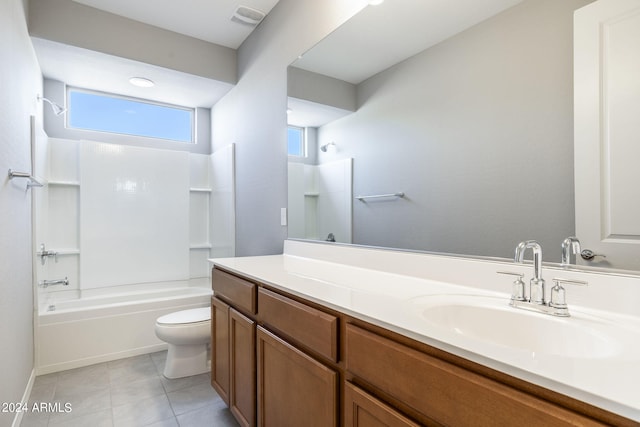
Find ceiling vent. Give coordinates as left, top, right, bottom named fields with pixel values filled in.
left=231, top=5, right=266, bottom=27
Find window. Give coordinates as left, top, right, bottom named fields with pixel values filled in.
left=287, top=126, right=305, bottom=157
left=67, top=89, right=194, bottom=143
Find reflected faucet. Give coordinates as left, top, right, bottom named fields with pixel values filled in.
left=514, top=240, right=545, bottom=304
left=561, top=237, right=581, bottom=267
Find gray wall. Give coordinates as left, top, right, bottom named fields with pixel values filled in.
left=212, top=0, right=365, bottom=256
left=317, top=0, right=592, bottom=261
left=28, top=0, right=236, bottom=84
left=288, top=67, right=357, bottom=112
left=0, top=0, right=42, bottom=425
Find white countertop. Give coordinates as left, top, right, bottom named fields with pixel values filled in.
left=210, top=240, right=640, bottom=422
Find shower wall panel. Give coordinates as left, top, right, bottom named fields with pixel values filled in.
left=80, top=141, right=190, bottom=288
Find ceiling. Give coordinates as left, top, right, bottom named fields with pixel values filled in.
left=71, top=0, right=281, bottom=49
left=36, top=0, right=524, bottom=111
left=33, top=38, right=234, bottom=108
left=34, top=0, right=280, bottom=108
left=293, top=0, right=524, bottom=85
left=288, top=0, right=524, bottom=127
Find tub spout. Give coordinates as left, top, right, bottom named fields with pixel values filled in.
left=39, top=277, right=69, bottom=288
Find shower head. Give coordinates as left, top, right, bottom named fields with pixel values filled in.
left=320, top=142, right=336, bottom=153
left=38, top=95, right=66, bottom=116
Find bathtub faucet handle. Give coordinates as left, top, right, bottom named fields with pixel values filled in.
left=37, top=243, right=58, bottom=265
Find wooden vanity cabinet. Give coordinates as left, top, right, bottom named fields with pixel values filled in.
left=212, top=267, right=635, bottom=427
left=211, top=269, right=258, bottom=427
left=257, top=287, right=340, bottom=427
left=212, top=267, right=340, bottom=427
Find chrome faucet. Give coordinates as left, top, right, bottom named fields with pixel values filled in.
left=514, top=240, right=545, bottom=304
left=561, top=237, right=581, bottom=267
left=38, top=277, right=69, bottom=288
left=501, top=240, right=588, bottom=317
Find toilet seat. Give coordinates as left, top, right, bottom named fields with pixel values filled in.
left=157, top=307, right=210, bottom=325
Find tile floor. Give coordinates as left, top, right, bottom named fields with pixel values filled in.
left=21, top=351, right=239, bottom=427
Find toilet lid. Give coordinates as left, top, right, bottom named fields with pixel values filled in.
left=157, top=307, right=210, bottom=325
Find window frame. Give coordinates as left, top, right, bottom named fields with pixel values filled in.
left=66, top=87, right=196, bottom=144
left=287, top=125, right=306, bottom=158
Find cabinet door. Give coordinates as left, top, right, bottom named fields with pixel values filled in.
left=211, top=296, right=230, bottom=405
left=230, top=308, right=256, bottom=427
left=344, top=382, right=420, bottom=427
left=257, top=326, right=338, bottom=427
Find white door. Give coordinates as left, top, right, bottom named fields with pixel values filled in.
left=574, top=0, right=640, bottom=271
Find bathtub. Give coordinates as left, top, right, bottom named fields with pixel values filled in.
left=36, top=281, right=212, bottom=374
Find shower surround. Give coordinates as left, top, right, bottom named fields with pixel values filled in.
left=34, top=138, right=234, bottom=372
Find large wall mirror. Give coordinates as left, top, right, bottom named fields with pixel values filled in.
left=287, top=0, right=640, bottom=273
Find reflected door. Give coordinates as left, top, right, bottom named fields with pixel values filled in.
left=574, top=0, right=640, bottom=270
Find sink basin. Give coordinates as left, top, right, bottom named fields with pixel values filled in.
left=409, top=294, right=630, bottom=359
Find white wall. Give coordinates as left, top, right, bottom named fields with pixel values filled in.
left=210, top=144, right=236, bottom=258
left=0, top=0, right=42, bottom=425
left=316, top=0, right=592, bottom=261
left=80, top=142, right=190, bottom=288
left=212, top=0, right=368, bottom=256
left=35, top=139, right=217, bottom=299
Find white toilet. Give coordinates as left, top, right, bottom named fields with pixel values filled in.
left=155, top=307, right=211, bottom=379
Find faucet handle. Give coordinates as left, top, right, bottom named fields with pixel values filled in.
left=549, top=278, right=588, bottom=317
left=551, top=278, right=588, bottom=287
left=497, top=271, right=526, bottom=302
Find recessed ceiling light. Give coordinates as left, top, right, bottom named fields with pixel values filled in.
left=129, top=77, right=155, bottom=88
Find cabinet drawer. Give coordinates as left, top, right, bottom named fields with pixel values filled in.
left=344, top=382, right=420, bottom=427
left=258, top=287, right=338, bottom=362
left=212, top=268, right=257, bottom=315
left=345, top=324, right=604, bottom=427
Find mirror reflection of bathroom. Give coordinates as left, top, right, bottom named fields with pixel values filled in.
left=285, top=0, right=640, bottom=272
left=287, top=149, right=353, bottom=244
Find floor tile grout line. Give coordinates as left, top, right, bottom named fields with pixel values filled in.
left=28, top=351, right=236, bottom=427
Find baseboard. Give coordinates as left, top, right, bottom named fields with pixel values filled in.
left=11, top=368, right=36, bottom=427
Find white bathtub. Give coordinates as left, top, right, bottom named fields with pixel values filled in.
left=36, top=282, right=212, bottom=374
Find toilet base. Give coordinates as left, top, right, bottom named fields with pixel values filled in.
left=163, top=343, right=210, bottom=379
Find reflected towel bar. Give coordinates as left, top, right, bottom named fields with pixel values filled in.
left=356, top=192, right=405, bottom=201
left=8, top=169, right=43, bottom=188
